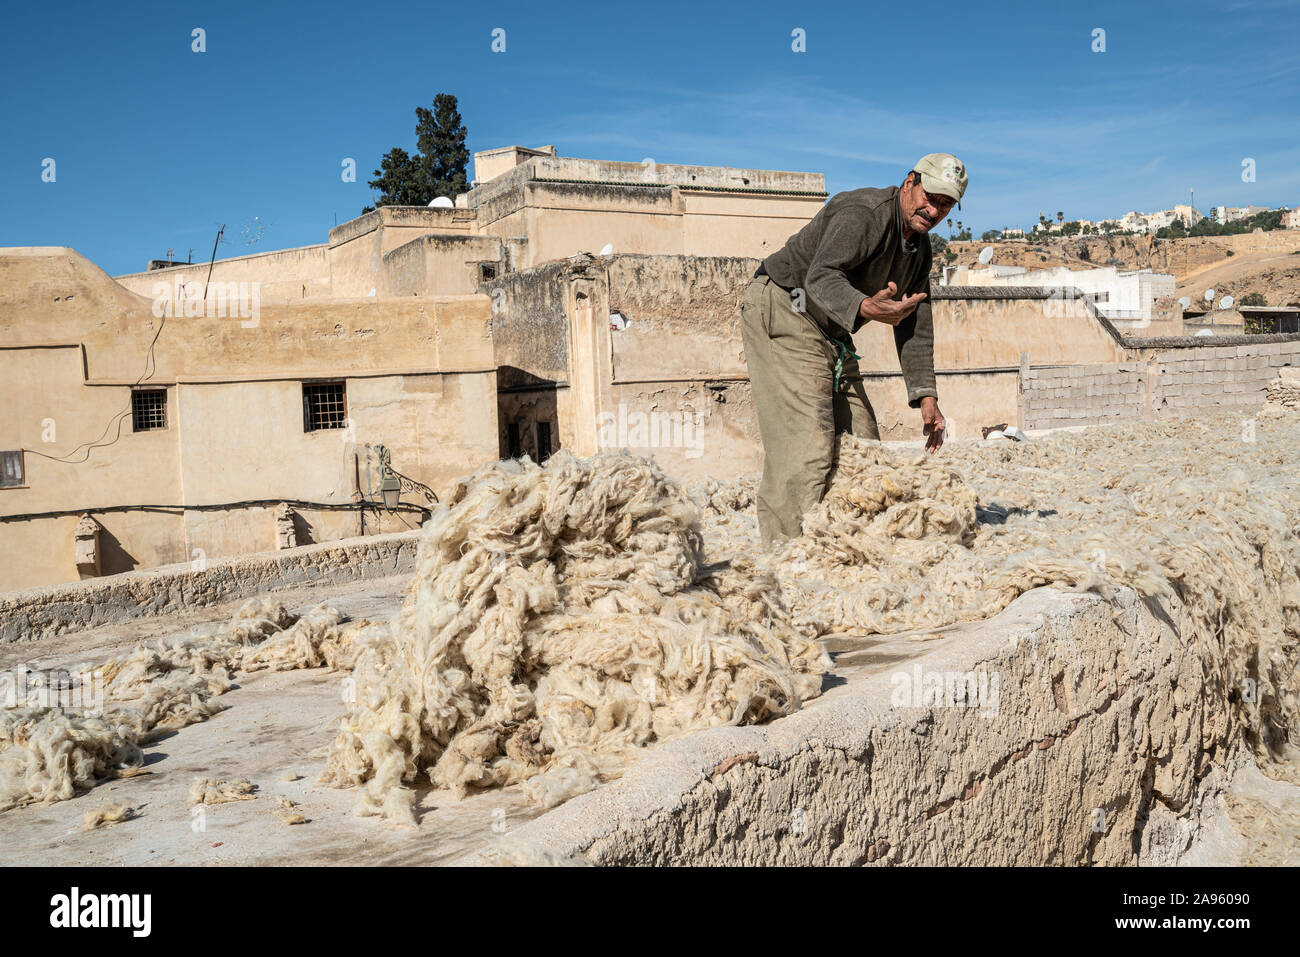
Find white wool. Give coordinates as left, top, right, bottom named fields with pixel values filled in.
left=9, top=401, right=1297, bottom=826
left=82, top=801, right=133, bottom=829
left=0, top=598, right=364, bottom=812
left=321, top=451, right=827, bottom=820
left=0, top=708, right=144, bottom=812
left=763, top=410, right=1300, bottom=767
left=274, top=794, right=307, bottom=824
left=189, top=777, right=257, bottom=805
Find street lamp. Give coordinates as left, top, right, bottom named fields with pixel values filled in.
left=375, top=445, right=401, bottom=511
left=380, top=470, right=401, bottom=511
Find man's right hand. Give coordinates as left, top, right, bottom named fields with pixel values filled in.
left=858, top=282, right=927, bottom=326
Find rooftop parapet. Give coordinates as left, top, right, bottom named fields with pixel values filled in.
left=467, top=152, right=827, bottom=207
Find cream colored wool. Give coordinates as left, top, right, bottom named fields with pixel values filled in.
left=322, top=452, right=828, bottom=822
left=760, top=411, right=1300, bottom=766
left=0, top=708, right=144, bottom=812
left=0, top=598, right=362, bottom=813
left=189, top=777, right=257, bottom=805
left=82, top=801, right=133, bottom=829
left=274, top=794, right=306, bottom=824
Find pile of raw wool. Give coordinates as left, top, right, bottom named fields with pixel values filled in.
left=762, top=409, right=1300, bottom=765
left=321, top=451, right=827, bottom=823
left=1261, top=367, right=1300, bottom=417
left=0, top=599, right=366, bottom=812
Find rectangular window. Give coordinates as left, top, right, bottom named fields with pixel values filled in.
left=131, top=389, right=167, bottom=432
left=536, top=421, right=552, bottom=462
left=303, top=381, right=347, bottom=432
left=506, top=422, right=521, bottom=459
left=0, top=450, right=23, bottom=488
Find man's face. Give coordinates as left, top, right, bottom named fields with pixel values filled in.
left=900, top=174, right=956, bottom=235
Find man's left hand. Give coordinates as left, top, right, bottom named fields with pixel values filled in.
left=920, top=397, right=945, bottom=453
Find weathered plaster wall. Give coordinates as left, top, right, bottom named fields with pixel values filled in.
left=0, top=248, right=498, bottom=590
left=465, top=586, right=1242, bottom=866
left=382, top=234, right=506, bottom=297
left=114, top=244, right=332, bottom=305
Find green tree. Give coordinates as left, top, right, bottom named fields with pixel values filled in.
left=364, top=94, right=470, bottom=212
left=981, top=229, right=1002, bottom=241
left=364, top=147, right=425, bottom=211
left=415, top=94, right=470, bottom=200
left=1241, top=292, right=1268, bottom=333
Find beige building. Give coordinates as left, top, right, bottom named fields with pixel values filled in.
left=1, top=147, right=827, bottom=591
left=9, top=144, right=1283, bottom=594
left=113, top=146, right=828, bottom=304
left=1118, top=205, right=1202, bottom=234
left=0, top=247, right=497, bottom=591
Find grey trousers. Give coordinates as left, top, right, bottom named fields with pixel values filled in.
left=740, top=275, right=880, bottom=547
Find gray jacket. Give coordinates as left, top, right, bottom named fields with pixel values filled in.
left=762, top=185, right=937, bottom=407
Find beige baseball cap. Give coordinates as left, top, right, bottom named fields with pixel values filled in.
left=914, top=152, right=968, bottom=208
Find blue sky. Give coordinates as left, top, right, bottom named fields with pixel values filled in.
left=3, top=0, right=1298, bottom=275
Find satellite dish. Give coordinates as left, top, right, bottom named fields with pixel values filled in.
left=429, top=196, right=453, bottom=208
left=599, top=243, right=614, bottom=256
left=1219, top=295, right=1234, bottom=309
left=978, top=246, right=994, bottom=265
left=1195, top=328, right=1214, bottom=337
left=1203, top=288, right=1215, bottom=302
left=1178, top=296, right=1191, bottom=310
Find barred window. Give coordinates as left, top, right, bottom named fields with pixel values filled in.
left=131, top=389, right=167, bottom=432
left=303, top=381, right=347, bottom=432
left=1, top=451, right=23, bottom=488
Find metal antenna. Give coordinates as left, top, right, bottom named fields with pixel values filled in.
left=203, top=224, right=225, bottom=305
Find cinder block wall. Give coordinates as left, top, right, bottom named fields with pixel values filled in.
left=1151, top=342, right=1296, bottom=417
left=1020, top=362, right=1148, bottom=430
left=1020, top=339, right=1300, bottom=429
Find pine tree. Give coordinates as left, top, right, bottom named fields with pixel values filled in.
left=364, top=94, right=469, bottom=212
left=416, top=94, right=470, bottom=201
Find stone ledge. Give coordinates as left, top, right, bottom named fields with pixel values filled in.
left=463, top=586, right=1242, bottom=866
left=0, top=531, right=421, bottom=643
